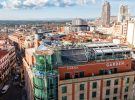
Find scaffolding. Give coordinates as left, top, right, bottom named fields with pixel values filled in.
left=33, top=44, right=58, bottom=100
left=51, top=43, right=131, bottom=67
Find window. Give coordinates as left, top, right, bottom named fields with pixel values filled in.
left=105, top=53, right=112, bottom=56
left=62, top=96, right=67, bottom=100
left=114, top=79, right=119, bottom=85
left=62, top=86, right=67, bottom=93
left=113, top=97, right=117, bottom=100
left=92, top=82, right=97, bottom=89
left=106, top=98, right=109, bottom=100
left=80, top=71, right=84, bottom=77
left=75, top=73, right=79, bottom=78
left=99, top=70, right=104, bottom=75
left=65, top=73, right=70, bottom=79
left=114, top=88, right=118, bottom=94
left=124, top=95, right=128, bottom=100
left=126, top=78, right=130, bottom=84
left=80, top=93, right=84, bottom=100
left=92, top=91, right=96, bottom=98
left=80, top=84, right=84, bottom=91
left=106, top=80, right=111, bottom=86
left=106, top=89, right=110, bottom=95
left=125, top=86, right=128, bottom=92
left=114, top=68, right=117, bottom=73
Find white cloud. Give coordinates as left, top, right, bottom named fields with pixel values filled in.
left=91, top=0, right=96, bottom=4
left=23, top=0, right=48, bottom=6
left=0, top=0, right=96, bottom=9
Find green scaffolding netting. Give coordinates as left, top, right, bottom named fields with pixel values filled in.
left=33, top=77, right=47, bottom=89
left=33, top=53, right=58, bottom=100
left=36, top=56, right=46, bottom=65
left=34, top=88, right=47, bottom=99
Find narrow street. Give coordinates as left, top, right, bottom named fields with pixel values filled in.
left=0, top=43, right=26, bottom=100
left=0, top=80, right=26, bottom=100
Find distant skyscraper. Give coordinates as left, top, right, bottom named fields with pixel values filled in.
left=102, top=1, right=110, bottom=27
left=118, top=5, right=129, bottom=22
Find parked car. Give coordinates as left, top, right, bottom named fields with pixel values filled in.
left=1, top=85, right=10, bottom=94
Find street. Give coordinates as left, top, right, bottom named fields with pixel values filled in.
left=0, top=43, right=27, bottom=100
left=0, top=81, right=26, bottom=100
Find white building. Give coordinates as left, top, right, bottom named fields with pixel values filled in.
left=127, top=21, right=135, bottom=47
left=64, top=18, right=90, bottom=33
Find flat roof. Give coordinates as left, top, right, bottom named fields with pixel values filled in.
left=83, top=42, right=118, bottom=48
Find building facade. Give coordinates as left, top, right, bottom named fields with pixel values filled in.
left=127, top=21, right=135, bottom=48
left=112, top=20, right=128, bottom=35
left=0, top=39, right=17, bottom=89
left=0, top=50, right=10, bottom=89
left=59, top=72, right=134, bottom=100
left=64, top=18, right=90, bottom=33
left=23, top=42, right=135, bottom=100
left=58, top=43, right=134, bottom=100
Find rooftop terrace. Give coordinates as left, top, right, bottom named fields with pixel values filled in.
left=36, top=42, right=132, bottom=67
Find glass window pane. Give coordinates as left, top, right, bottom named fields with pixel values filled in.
left=113, top=97, right=117, bottom=100
left=92, top=82, right=97, bottom=89
left=80, top=84, right=85, bottom=90
left=92, top=91, right=96, bottom=98
left=62, top=96, right=67, bottom=100
left=114, top=88, right=118, bottom=94
left=80, top=72, right=84, bottom=77
left=125, top=86, right=128, bottom=92
left=106, top=80, right=111, bottom=86
left=62, top=86, right=67, bottom=93
left=106, top=98, right=109, bottom=100
left=106, top=89, right=110, bottom=95
left=114, top=79, right=119, bottom=85
left=65, top=73, right=70, bottom=79
left=80, top=93, right=84, bottom=100
left=126, top=78, right=129, bottom=84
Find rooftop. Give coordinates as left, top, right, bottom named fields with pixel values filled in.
left=36, top=42, right=131, bottom=67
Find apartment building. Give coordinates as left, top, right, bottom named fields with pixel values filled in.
left=23, top=41, right=135, bottom=100
left=0, top=39, right=17, bottom=89
left=58, top=43, right=134, bottom=100
left=0, top=50, right=10, bottom=89
left=59, top=72, right=134, bottom=100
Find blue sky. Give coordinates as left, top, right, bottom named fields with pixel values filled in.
left=0, top=0, right=134, bottom=20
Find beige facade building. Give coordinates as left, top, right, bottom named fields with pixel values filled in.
left=112, top=21, right=128, bottom=36
left=59, top=71, right=135, bottom=100
left=23, top=48, right=35, bottom=100
left=23, top=58, right=34, bottom=100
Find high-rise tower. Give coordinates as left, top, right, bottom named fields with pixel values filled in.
left=118, top=5, right=129, bottom=22
left=102, top=1, right=110, bottom=27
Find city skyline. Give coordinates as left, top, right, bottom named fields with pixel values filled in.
left=0, top=0, right=134, bottom=20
